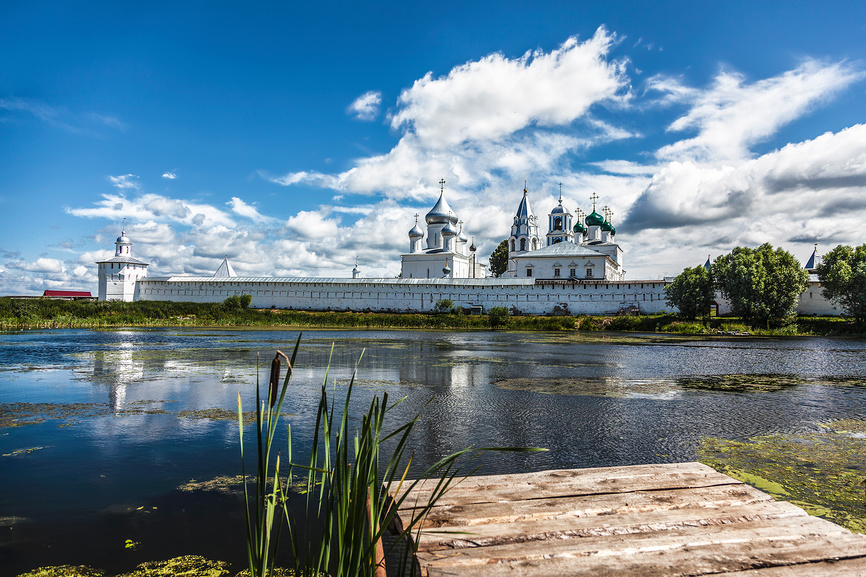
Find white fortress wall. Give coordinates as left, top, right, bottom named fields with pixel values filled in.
left=138, top=277, right=672, bottom=315
left=794, top=280, right=838, bottom=316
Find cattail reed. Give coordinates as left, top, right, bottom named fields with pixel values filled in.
left=268, top=353, right=280, bottom=407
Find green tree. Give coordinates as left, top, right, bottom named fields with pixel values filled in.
left=816, top=244, right=866, bottom=323
left=665, top=265, right=713, bottom=321
left=487, top=306, right=510, bottom=328
left=713, top=243, right=808, bottom=327
left=488, top=239, right=509, bottom=277
left=434, top=298, right=455, bottom=313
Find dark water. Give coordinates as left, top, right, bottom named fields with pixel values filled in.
left=1, top=328, right=865, bottom=575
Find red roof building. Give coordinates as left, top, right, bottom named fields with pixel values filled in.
left=42, top=290, right=94, bottom=300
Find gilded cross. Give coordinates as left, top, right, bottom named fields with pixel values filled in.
left=439, top=178, right=445, bottom=192
left=589, top=192, right=599, bottom=210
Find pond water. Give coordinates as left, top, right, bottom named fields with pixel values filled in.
left=1, top=328, right=865, bottom=574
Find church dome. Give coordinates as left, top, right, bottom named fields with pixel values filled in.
left=573, top=221, right=587, bottom=234
left=425, top=191, right=457, bottom=225
left=551, top=204, right=565, bottom=214
left=116, top=234, right=131, bottom=244
left=442, top=220, right=457, bottom=236
left=408, top=223, right=423, bottom=238
left=585, top=210, right=605, bottom=226
left=601, top=220, right=614, bottom=233
left=457, top=222, right=468, bottom=242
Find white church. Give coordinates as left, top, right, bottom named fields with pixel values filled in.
left=399, top=180, right=624, bottom=282
left=95, top=182, right=836, bottom=317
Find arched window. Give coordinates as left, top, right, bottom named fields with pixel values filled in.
left=554, top=217, right=562, bottom=231
left=510, top=239, right=515, bottom=252
left=520, top=238, right=527, bottom=251
left=531, top=238, right=537, bottom=250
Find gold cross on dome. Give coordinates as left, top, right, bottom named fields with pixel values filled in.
left=590, top=192, right=599, bottom=210
left=439, top=178, right=445, bottom=192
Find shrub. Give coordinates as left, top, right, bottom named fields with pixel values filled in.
left=487, top=306, right=510, bottom=328
left=433, top=299, right=455, bottom=314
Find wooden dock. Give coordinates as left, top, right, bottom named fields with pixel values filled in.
left=391, top=462, right=866, bottom=576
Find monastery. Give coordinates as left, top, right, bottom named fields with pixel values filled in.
left=96, top=184, right=835, bottom=316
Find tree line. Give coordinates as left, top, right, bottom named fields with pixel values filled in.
left=665, top=243, right=866, bottom=326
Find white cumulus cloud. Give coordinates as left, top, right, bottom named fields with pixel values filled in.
left=109, top=174, right=140, bottom=190
left=390, top=27, right=627, bottom=148
left=347, top=91, right=382, bottom=121
left=654, top=60, right=863, bottom=162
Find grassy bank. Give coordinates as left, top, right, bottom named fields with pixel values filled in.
left=1, top=297, right=862, bottom=335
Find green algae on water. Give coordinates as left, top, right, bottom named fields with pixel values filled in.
left=699, top=419, right=866, bottom=533
left=677, top=373, right=804, bottom=392
left=493, top=377, right=680, bottom=398
left=177, top=409, right=262, bottom=424
left=118, top=556, right=230, bottom=577
left=16, top=566, right=106, bottom=577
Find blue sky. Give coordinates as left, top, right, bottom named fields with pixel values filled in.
left=2, top=1, right=865, bottom=294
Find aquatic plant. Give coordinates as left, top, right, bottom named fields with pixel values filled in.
left=238, top=337, right=300, bottom=577
left=240, top=334, right=545, bottom=576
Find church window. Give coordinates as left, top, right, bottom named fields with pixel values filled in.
left=526, top=268, right=532, bottom=277
left=553, top=237, right=561, bottom=244
left=569, top=268, right=576, bottom=277
left=554, top=268, right=560, bottom=277
left=520, top=238, right=527, bottom=251
left=531, top=239, right=537, bottom=250
left=554, top=217, right=562, bottom=231
left=510, top=239, right=515, bottom=252
left=586, top=268, right=593, bottom=279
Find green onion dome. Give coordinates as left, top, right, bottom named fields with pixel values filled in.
left=573, top=221, right=587, bottom=234
left=585, top=210, right=605, bottom=226
left=601, top=220, right=613, bottom=233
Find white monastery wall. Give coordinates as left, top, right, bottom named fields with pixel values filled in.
left=138, top=277, right=672, bottom=315
left=138, top=276, right=833, bottom=317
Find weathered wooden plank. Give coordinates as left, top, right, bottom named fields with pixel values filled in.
left=396, top=463, right=739, bottom=509
left=392, top=464, right=866, bottom=577
left=412, top=482, right=774, bottom=529
left=422, top=534, right=863, bottom=577
left=423, top=535, right=866, bottom=577
left=712, top=555, right=866, bottom=576
left=414, top=500, right=810, bottom=552
left=416, top=515, right=856, bottom=570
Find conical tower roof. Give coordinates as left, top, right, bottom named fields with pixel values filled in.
left=213, top=257, right=238, bottom=278
left=515, top=185, right=534, bottom=220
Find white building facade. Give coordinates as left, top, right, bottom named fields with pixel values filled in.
left=96, top=226, right=149, bottom=301
left=400, top=181, right=486, bottom=279
left=508, top=189, right=624, bottom=281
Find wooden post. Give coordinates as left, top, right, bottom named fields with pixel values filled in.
left=367, top=492, right=387, bottom=577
